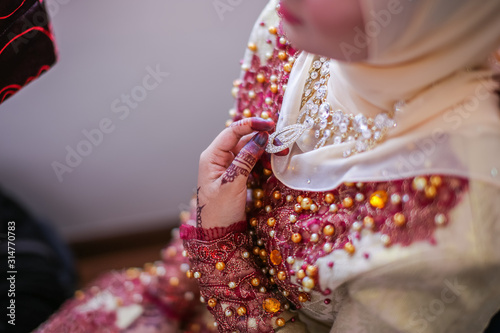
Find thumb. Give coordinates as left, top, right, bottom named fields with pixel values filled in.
left=221, top=131, right=268, bottom=186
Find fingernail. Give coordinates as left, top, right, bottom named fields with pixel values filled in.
left=253, top=131, right=268, bottom=147
left=251, top=118, right=275, bottom=131
left=273, top=138, right=289, bottom=156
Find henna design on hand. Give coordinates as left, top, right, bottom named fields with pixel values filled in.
left=196, top=187, right=206, bottom=228
left=221, top=163, right=250, bottom=185
left=230, top=118, right=275, bottom=131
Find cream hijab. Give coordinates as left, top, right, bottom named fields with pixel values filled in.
left=271, top=0, right=500, bottom=191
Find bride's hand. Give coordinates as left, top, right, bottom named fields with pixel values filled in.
left=197, top=117, right=274, bottom=229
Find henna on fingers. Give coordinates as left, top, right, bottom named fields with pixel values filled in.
left=230, top=117, right=275, bottom=131
left=196, top=187, right=206, bottom=228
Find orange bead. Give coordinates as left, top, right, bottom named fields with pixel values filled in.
left=250, top=218, right=258, bottom=227
left=276, top=318, right=286, bottom=327
left=363, top=216, right=375, bottom=229
left=277, top=271, right=287, bottom=281
left=259, top=249, right=267, bottom=258
left=342, top=197, right=354, bottom=208
left=425, top=185, right=437, bottom=198
left=267, top=217, right=276, bottom=227
left=253, top=189, right=264, bottom=199
left=270, top=84, right=278, bottom=94
left=430, top=175, right=442, bottom=187
left=256, top=73, right=266, bottom=83
left=248, top=42, right=258, bottom=52
left=272, top=191, right=282, bottom=200
left=74, top=290, right=85, bottom=300
left=254, top=200, right=263, bottom=209
left=306, top=265, right=318, bottom=277
left=186, top=270, right=194, bottom=279
left=323, top=225, right=335, bottom=236
left=215, top=262, right=225, bottom=271
left=298, top=293, right=308, bottom=302
left=284, top=63, right=292, bottom=72
left=237, top=306, right=247, bottom=316
left=263, top=168, right=272, bottom=176
left=253, top=247, right=260, bottom=255
left=393, top=213, right=406, bottom=227
left=324, top=193, right=335, bottom=204
left=263, top=298, right=281, bottom=313
left=291, top=233, right=302, bottom=243
left=301, top=197, right=312, bottom=210
left=294, top=203, right=303, bottom=213
left=251, top=278, right=260, bottom=287
left=270, top=250, right=283, bottom=265
left=268, top=26, right=278, bottom=35
left=344, top=242, right=355, bottom=255
left=243, top=109, right=252, bottom=118
left=278, top=51, right=288, bottom=61
left=369, top=190, right=388, bottom=209
left=297, top=269, right=306, bottom=279
left=208, top=298, right=217, bottom=308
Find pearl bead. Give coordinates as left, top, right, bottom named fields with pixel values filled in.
left=294, top=203, right=303, bottom=213
left=259, top=249, right=267, bottom=258
left=283, top=290, right=290, bottom=297
left=225, top=119, right=232, bottom=127
left=269, top=268, right=276, bottom=275
left=251, top=278, right=260, bottom=287
left=355, top=193, right=365, bottom=202
left=323, top=243, right=333, bottom=253
left=390, top=194, right=401, bottom=204
left=241, top=64, right=250, bottom=71
left=257, top=239, right=264, bottom=246
left=265, top=205, right=272, bottom=213
left=242, top=108, right=252, bottom=118
left=296, top=195, right=304, bottom=203
left=200, top=296, right=205, bottom=303
left=270, top=84, right=278, bottom=94
left=277, top=271, right=287, bottom=280
left=266, top=52, right=273, bottom=59
left=286, top=256, right=295, bottom=264
left=298, top=293, right=308, bottom=302
left=381, top=234, right=391, bottom=246
left=289, top=214, right=297, bottom=223
left=363, top=216, right=375, bottom=229
left=329, top=204, right=338, bottom=213
left=269, top=230, right=275, bottom=237
left=284, top=63, right=292, bottom=72
left=435, top=213, right=447, bottom=226
left=279, top=37, right=287, bottom=45
left=306, top=265, right=318, bottom=276
left=284, top=303, right=290, bottom=310
left=272, top=191, right=281, bottom=200
left=228, top=282, right=236, bottom=289
left=261, top=111, right=270, bottom=119
left=352, top=221, right=363, bottom=231
left=297, top=270, right=306, bottom=279
left=194, top=272, right=201, bottom=279
left=310, top=233, right=319, bottom=242
left=412, top=177, right=427, bottom=191
left=248, top=90, right=256, bottom=99
left=269, top=26, right=278, bottom=34
left=301, top=197, right=312, bottom=210
left=270, top=75, right=278, bottom=83
left=265, top=97, right=273, bottom=105
left=228, top=108, right=236, bottom=117
left=425, top=185, right=437, bottom=198
left=253, top=189, right=264, bottom=199
left=231, top=87, right=239, bottom=97
left=286, top=195, right=294, bottom=202
left=259, top=287, right=267, bottom=293
left=323, top=225, right=335, bottom=236
left=430, top=175, right=442, bottom=187
left=182, top=250, right=188, bottom=257
left=343, top=197, right=354, bottom=208
left=242, top=251, right=250, bottom=259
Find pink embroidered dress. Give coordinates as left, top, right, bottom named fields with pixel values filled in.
left=38, top=1, right=500, bottom=332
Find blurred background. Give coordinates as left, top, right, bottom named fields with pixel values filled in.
left=0, top=0, right=266, bottom=243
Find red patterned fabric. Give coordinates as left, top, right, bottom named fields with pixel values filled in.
left=0, top=0, right=57, bottom=104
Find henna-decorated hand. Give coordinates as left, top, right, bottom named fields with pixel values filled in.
left=197, top=117, right=274, bottom=229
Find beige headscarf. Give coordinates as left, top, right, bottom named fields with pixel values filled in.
left=271, top=0, right=500, bottom=191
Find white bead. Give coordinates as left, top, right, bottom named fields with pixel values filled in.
left=435, top=214, right=447, bottom=226
left=323, top=243, right=333, bottom=253
left=269, top=230, right=276, bottom=237
left=287, top=256, right=295, bottom=264
left=265, top=97, right=273, bottom=105
left=310, top=233, right=319, bottom=242
left=225, top=309, right=233, bottom=317
left=241, top=64, right=250, bottom=71
left=228, top=282, right=236, bottom=289
left=229, top=108, right=236, bottom=117
left=180, top=263, right=190, bottom=273
left=182, top=250, right=188, bottom=257
left=329, top=204, right=338, bottom=213
left=283, top=290, right=290, bottom=297
left=259, top=287, right=267, bottom=293
left=381, top=234, right=391, bottom=246
left=248, top=90, right=256, bottom=99
left=284, top=303, right=290, bottom=310
left=200, top=296, right=205, bottom=303
left=184, top=291, right=194, bottom=301
left=269, top=268, right=276, bottom=275
left=391, top=194, right=401, bottom=204
left=270, top=75, right=278, bottom=83
left=231, top=87, right=239, bottom=98
left=352, top=221, right=363, bottom=231
left=279, top=37, right=286, bottom=44
left=242, top=251, right=250, bottom=259
left=355, top=193, right=365, bottom=202
left=194, top=272, right=201, bottom=279
left=266, top=52, right=273, bottom=59
left=257, top=239, right=264, bottom=246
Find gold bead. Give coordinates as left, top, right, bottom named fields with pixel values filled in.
left=302, top=276, right=315, bottom=289
left=270, top=250, right=283, bottom=265
left=268, top=26, right=278, bottom=35
left=278, top=51, right=288, bottom=61
left=298, top=293, right=308, bottom=302
left=310, top=204, right=318, bottom=212
left=286, top=195, right=294, bottom=202
left=277, top=271, right=287, bottom=280
left=254, top=200, right=263, bottom=208
left=412, top=177, right=428, bottom=191
left=250, top=218, right=259, bottom=227
left=323, top=225, right=335, bottom=236
left=265, top=205, right=272, bottom=213
left=291, top=233, right=302, bottom=243
left=297, top=269, right=306, bottom=279
left=186, top=270, right=194, bottom=279
left=430, top=175, right=442, bottom=187
left=296, top=195, right=304, bottom=203
left=306, top=265, right=318, bottom=277
left=256, top=73, right=266, bottom=83
left=344, top=182, right=355, bottom=187
left=363, top=216, right=375, bottom=229
left=243, top=108, right=252, bottom=118
left=393, top=213, right=406, bottom=227
left=342, top=197, right=354, bottom=208
left=74, top=290, right=85, bottom=300
left=269, top=277, right=275, bottom=284
left=260, top=111, right=270, bottom=119
left=294, top=203, right=303, bottom=213
left=270, top=84, right=278, bottom=94
left=208, top=298, right=217, bottom=308
left=369, top=190, right=388, bottom=209
left=283, top=63, right=292, bottom=72
left=259, top=249, right=268, bottom=258
left=425, top=185, right=437, bottom=198
left=248, top=42, right=258, bottom=52
left=169, top=277, right=179, bottom=286
left=289, top=214, right=297, bottom=223
left=253, top=189, right=264, bottom=199
left=263, top=168, right=272, bottom=176
left=276, top=318, right=286, bottom=327
left=267, top=217, right=276, bottom=227
left=253, top=247, right=260, bottom=255
left=215, top=262, right=226, bottom=271
left=344, top=242, right=355, bottom=255
left=237, top=306, right=247, bottom=316
left=263, top=298, right=281, bottom=313
left=324, top=193, right=335, bottom=204
left=301, top=197, right=312, bottom=210
left=251, top=278, right=261, bottom=287
left=272, top=191, right=282, bottom=200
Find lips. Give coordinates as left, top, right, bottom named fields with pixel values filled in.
left=277, top=1, right=303, bottom=25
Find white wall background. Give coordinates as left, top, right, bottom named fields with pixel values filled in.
left=0, top=0, right=267, bottom=241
